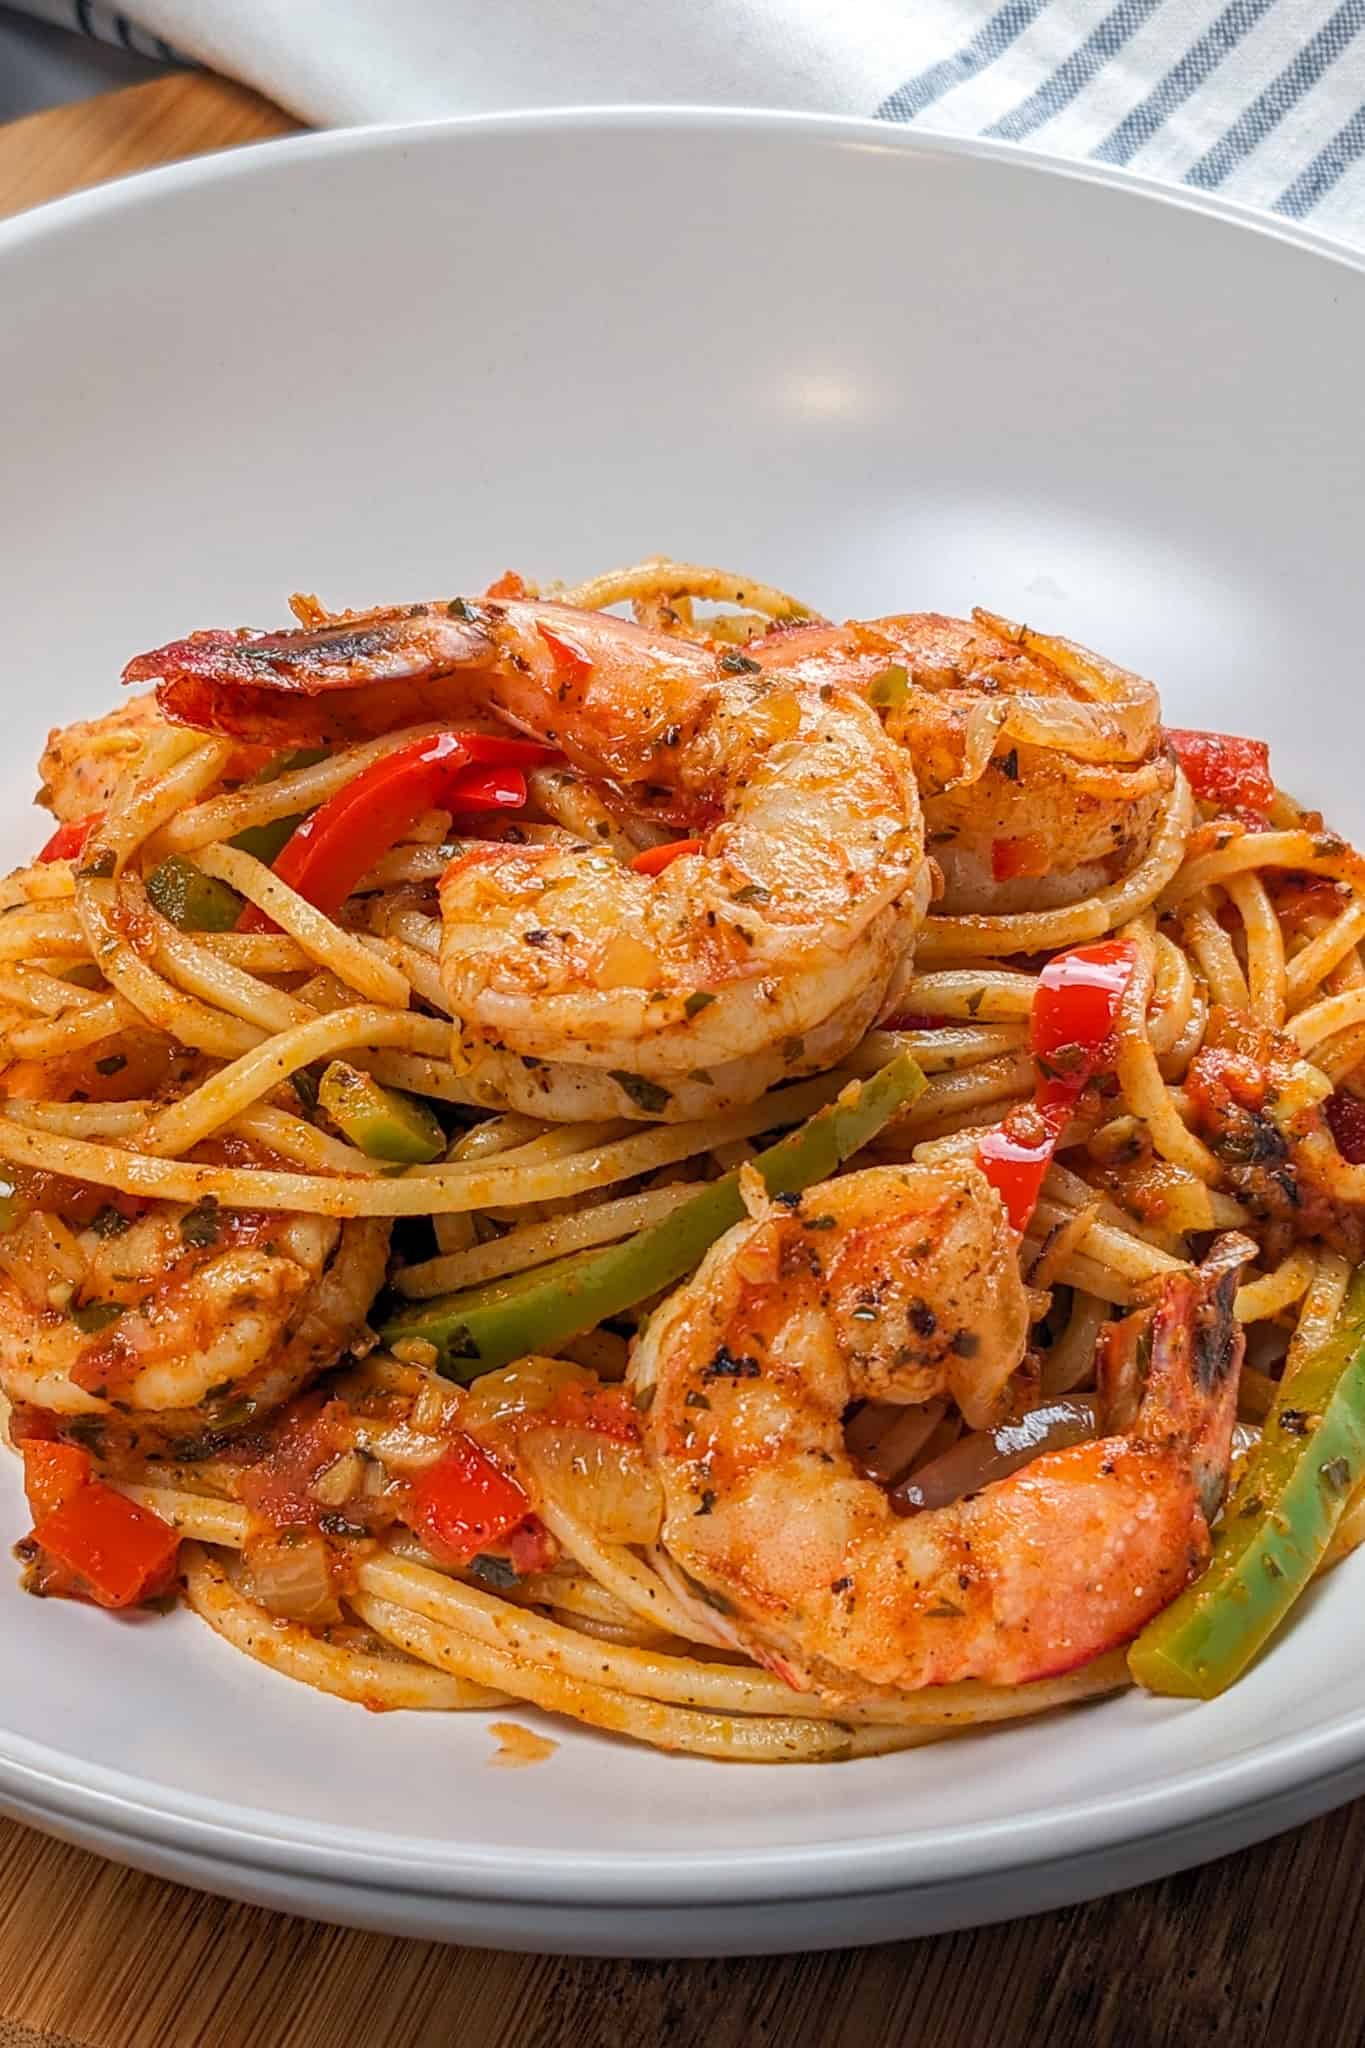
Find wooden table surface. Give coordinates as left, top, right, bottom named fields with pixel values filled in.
left=4, top=71, right=1365, bottom=2048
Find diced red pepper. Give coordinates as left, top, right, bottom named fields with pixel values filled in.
left=483, top=570, right=527, bottom=600
left=536, top=621, right=593, bottom=685
left=1031, top=939, right=1137, bottom=1066
left=29, top=1481, right=181, bottom=1609
left=991, top=834, right=1049, bottom=883
left=505, top=1520, right=555, bottom=1574
left=238, top=729, right=556, bottom=932
left=21, top=1438, right=92, bottom=1523
left=38, top=812, right=103, bottom=864
left=977, top=938, right=1138, bottom=1231
left=630, top=837, right=704, bottom=877
left=978, top=1107, right=1066, bottom=1236
left=1167, top=729, right=1273, bottom=816
left=406, top=1433, right=534, bottom=1566
left=445, top=763, right=532, bottom=813
left=1327, top=1090, right=1365, bottom=1165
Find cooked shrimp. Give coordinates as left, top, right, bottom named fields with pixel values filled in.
left=747, top=608, right=1172, bottom=915
left=38, top=693, right=165, bottom=824
left=132, top=597, right=930, bottom=1090
left=38, top=691, right=271, bottom=826
left=634, top=1174, right=1251, bottom=1693
left=0, top=1203, right=389, bottom=1458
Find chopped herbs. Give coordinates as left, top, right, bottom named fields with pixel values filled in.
left=71, top=1300, right=126, bottom=1335
left=609, top=1072, right=673, bottom=1116
left=469, top=1552, right=520, bottom=1590
left=684, top=991, right=716, bottom=1018
left=88, top=1205, right=133, bottom=1240
left=703, top=1345, right=761, bottom=1381
left=78, top=847, right=117, bottom=879
left=718, top=651, right=761, bottom=674
left=179, top=1197, right=222, bottom=1248
left=867, top=664, right=909, bottom=709
left=292, top=1068, right=321, bottom=1116
left=730, top=883, right=772, bottom=907
left=94, top=1054, right=127, bottom=1077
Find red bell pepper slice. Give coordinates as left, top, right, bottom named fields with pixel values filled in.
left=21, top=1438, right=92, bottom=1523
left=405, top=1432, right=535, bottom=1566
left=1166, top=729, right=1273, bottom=816
left=977, top=938, right=1138, bottom=1231
left=238, top=729, right=556, bottom=932
left=29, top=1478, right=181, bottom=1609
left=38, top=812, right=103, bottom=864
left=630, top=837, right=704, bottom=876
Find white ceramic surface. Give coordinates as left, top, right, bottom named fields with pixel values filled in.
left=1, top=110, right=1363, bottom=1958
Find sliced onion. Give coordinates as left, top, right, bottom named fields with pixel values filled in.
left=520, top=1425, right=662, bottom=1548
left=890, top=1396, right=1100, bottom=1515
left=974, top=610, right=1163, bottom=765
left=459, top=1357, right=592, bottom=1436
left=240, top=1529, right=341, bottom=1626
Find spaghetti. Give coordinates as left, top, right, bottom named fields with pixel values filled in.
left=3, top=558, right=1365, bottom=1759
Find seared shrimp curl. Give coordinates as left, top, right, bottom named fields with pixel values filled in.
left=748, top=608, right=1172, bottom=915
left=633, top=1170, right=1251, bottom=1694
left=135, top=598, right=930, bottom=1093
left=0, top=1205, right=389, bottom=1459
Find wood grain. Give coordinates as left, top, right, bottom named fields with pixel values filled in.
left=5, top=1800, right=1365, bottom=2048
left=5, top=67, right=1365, bottom=2048
left=0, top=74, right=295, bottom=222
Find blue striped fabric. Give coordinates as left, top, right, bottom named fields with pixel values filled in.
left=15, top=0, right=1365, bottom=246
left=877, top=0, right=1365, bottom=237
left=22, top=0, right=180, bottom=66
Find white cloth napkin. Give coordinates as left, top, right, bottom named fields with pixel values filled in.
left=15, top=0, right=1365, bottom=247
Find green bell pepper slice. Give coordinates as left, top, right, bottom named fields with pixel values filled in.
left=145, top=855, right=244, bottom=933
left=319, top=1061, right=446, bottom=1165
left=1130, top=1265, right=1365, bottom=1700
left=381, top=1053, right=924, bottom=1379
left=230, top=748, right=330, bottom=863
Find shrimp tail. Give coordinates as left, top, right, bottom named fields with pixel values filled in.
left=1100, top=1231, right=1256, bottom=1525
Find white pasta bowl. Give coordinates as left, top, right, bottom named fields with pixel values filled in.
left=1, top=110, right=1364, bottom=1957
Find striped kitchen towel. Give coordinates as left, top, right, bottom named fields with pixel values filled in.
left=16, top=0, right=1365, bottom=245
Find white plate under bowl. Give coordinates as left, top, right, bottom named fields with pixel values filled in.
left=1, top=110, right=1363, bottom=1957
